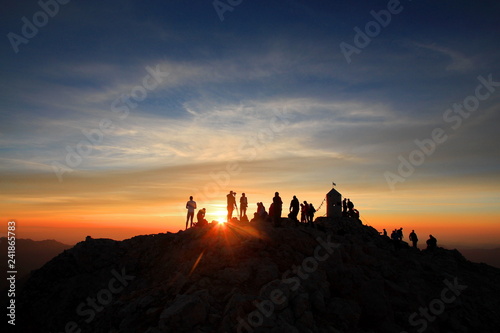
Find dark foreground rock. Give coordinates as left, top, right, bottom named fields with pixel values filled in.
left=16, top=217, right=500, bottom=332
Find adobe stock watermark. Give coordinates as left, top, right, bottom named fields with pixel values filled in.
left=385, top=74, right=500, bottom=191
left=54, top=267, right=135, bottom=333
left=51, top=64, right=169, bottom=182
left=340, top=0, right=404, bottom=64
left=237, top=235, right=340, bottom=333
left=213, top=0, right=243, bottom=22
left=401, top=277, right=467, bottom=333
left=7, top=0, right=71, bottom=54
left=190, top=107, right=293, bottom=205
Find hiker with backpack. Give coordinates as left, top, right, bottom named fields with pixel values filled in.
left=397, top=228, right=403, bottom=241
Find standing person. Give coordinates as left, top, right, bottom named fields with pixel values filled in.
left=227, top=191, right=237, bottom=222
left=397, top=228, right=404, bottom=241
left=409, top=230, right=419, bottom=248
left=391, top=229, right=401, bottom=250
left=185, top=196, right=197, bottom=230
left=308, top=203, right=316, bottom=228
left=240, top=193, right=248, bottom=220
left=289, top=195, right=300, bottom=223
left=347, top=199, right=354, bottom=216
left=300, top=203, right=306, bottom=223
left=303, top=201, right=310, bottom=224
left=342, top=198, right=347, bottom=214
left=383, top=229, right=388, bottom=237
left=273, top=192, right=283, bottom=227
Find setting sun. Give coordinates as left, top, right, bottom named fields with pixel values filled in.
left=0, top=1, right=499, bottom=251
left=3, top=2, right=500, bottom=332
left=208, top=208, right=228, bottom=224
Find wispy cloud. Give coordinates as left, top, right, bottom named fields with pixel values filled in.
left=413, top=42, right=475, bottom=72
left=1, top=0, right=499, bottom=245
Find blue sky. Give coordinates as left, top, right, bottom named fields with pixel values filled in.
left=1, top=0, right=499, bottom=244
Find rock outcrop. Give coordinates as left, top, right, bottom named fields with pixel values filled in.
left=17, top=217, right=500, bottom=332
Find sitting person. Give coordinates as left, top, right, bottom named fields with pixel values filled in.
left=196, top=208, right=208, bottom=227
left=426, top=234, right=437, bottom=250
left=254, top=202, right=268, bottom=219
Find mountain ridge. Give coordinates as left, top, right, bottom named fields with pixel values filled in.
left=0, top=237, right=72, bottom=291
left=17, top=217, right=500, bottom=332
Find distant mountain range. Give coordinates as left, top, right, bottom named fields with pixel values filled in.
left=457, top=247, right=500, bottom=268
left=0, top=237, right=72, bottom=290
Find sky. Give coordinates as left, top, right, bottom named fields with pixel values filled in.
left=1, top=0, right=499, bottom=247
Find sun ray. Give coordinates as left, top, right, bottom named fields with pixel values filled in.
left=188, top=250, right=205, bottom=276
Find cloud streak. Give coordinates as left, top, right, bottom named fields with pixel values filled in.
left=1, top=0, right=499, bottom=245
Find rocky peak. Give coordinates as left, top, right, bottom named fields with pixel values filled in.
left=17, top=217, right=500, bottom=332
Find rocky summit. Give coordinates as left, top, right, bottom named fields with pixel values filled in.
left=17, top=217, right=500, bottom=333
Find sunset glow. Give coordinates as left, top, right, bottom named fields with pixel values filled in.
left=1, top=1, right=499, bottom=250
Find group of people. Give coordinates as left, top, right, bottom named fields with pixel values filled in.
left=233, top=191, right=317, bottom=228
left=187, top=193, right=441, bottom=251
left=382, top=227, right=438, bottom=250
left=342, top=198, right=359, bottom=218
left=185, top=196, right=209, bottom=229
left=256, top=193, right=317, bottom=227
left=298, top=200, right=317, bottom=226
left=185, top=191, right=321, bottom=229
left=226, top=191, right=249, bottom=222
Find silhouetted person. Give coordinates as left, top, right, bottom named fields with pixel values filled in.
left=289, top=195, right=300, bottom=222
left=257, top=202, right=266, bottom=217
left=342, top=198, right=347, bottom=213
left=254, top=202, right=268, bottom=222
left=196, top=208, right=208, bottom=227
left=303, top=201, right=309, bottom=224
left=300, top=203, right=306, bottom=223
left=426, top=234, right=437, bottom=250
left=391, top=229, right=400, bottom=250
left=308, top=203, right=316, bottom=228
left=185, top=196, right=197, bottom=230
left=409, top=230, right=418, bottom=248
left=240, top=193, right=248, bottom=220
left=227, top=191, right=237, bottom=222
left=347, top=199, right=355, bottom=217
left=383, top=229, right=387, bottom=237
left=397, top=228, right=403, bottom=241
left=347, top=199, right=354, bottom=210
left=273, top=192, right=283, bottom=227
